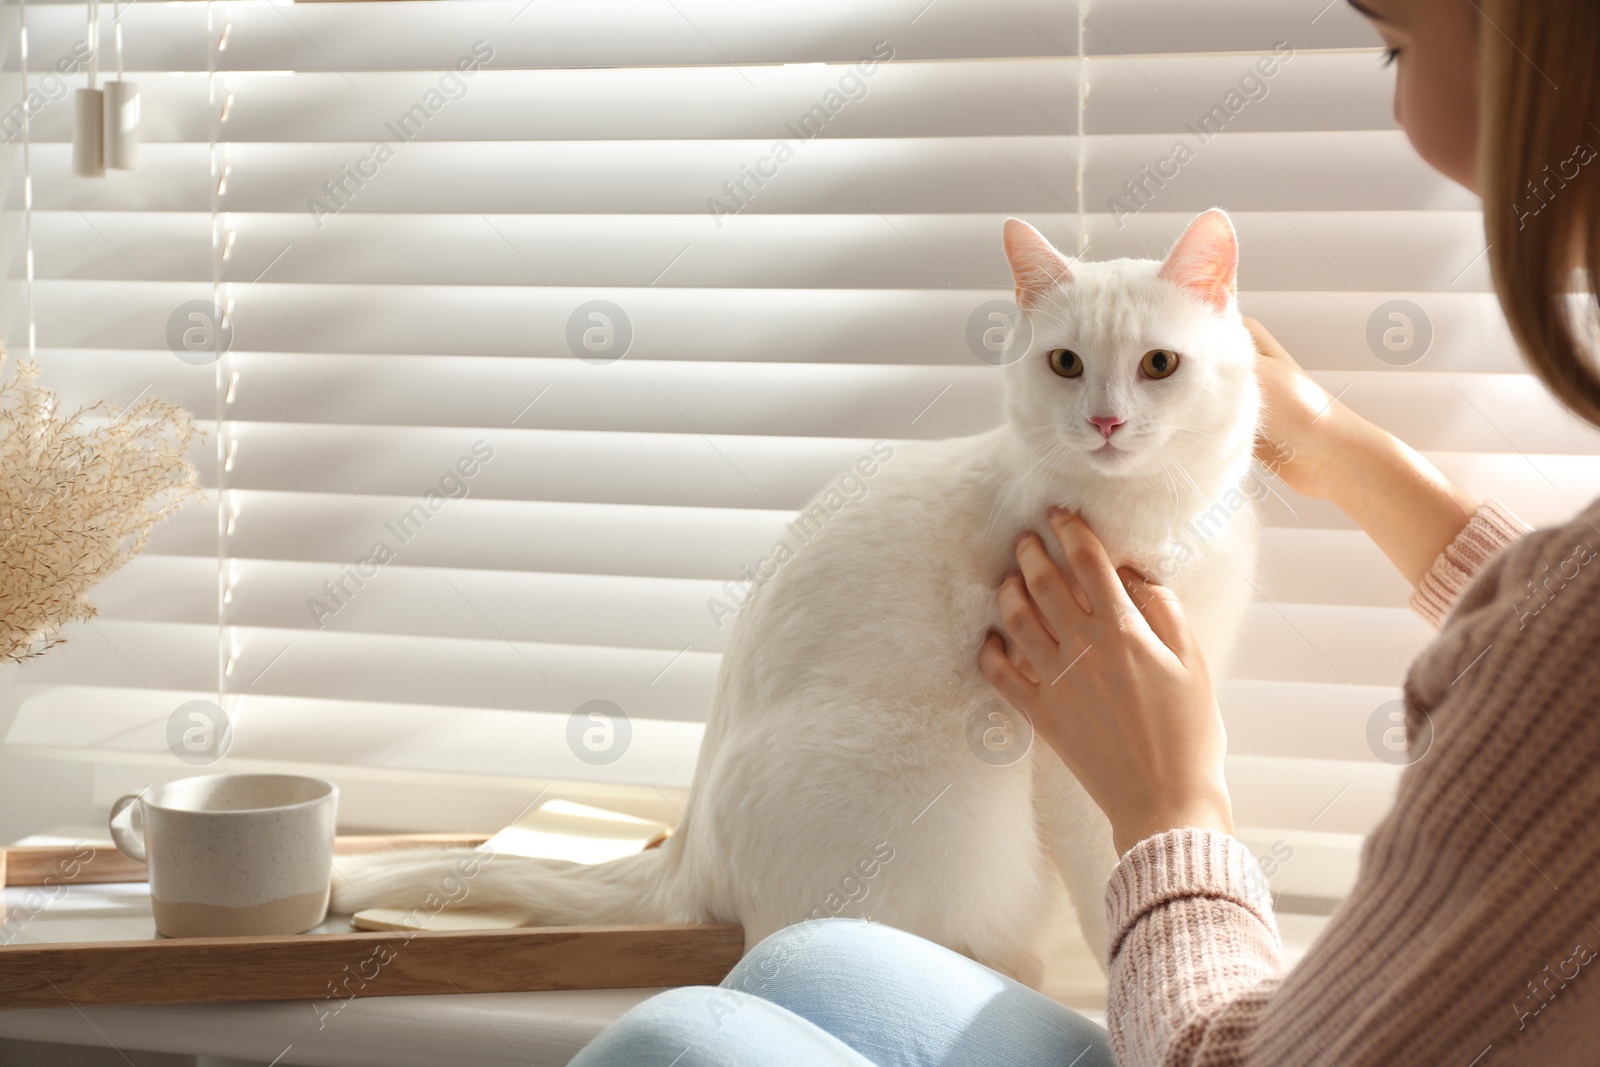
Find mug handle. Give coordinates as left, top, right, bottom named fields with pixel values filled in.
left=108, top=794, right=147, bottom=864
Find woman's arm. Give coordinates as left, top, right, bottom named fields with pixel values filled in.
left=1247, top=317, right=1530, bottom=625
left=1308, top=412, right=1479, bottom=586
left=982, top=505, right=1600, bottom=1064
left=1109, top=511, right=1600, bottom=1064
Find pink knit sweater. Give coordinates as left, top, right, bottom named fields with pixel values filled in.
left=1106, top=498, right=1600, bottom=1064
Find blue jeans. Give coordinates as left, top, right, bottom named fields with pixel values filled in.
left=569, top=918, right=1114, bottom=1067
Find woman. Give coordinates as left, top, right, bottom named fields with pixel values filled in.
left=571, top=0, right=1600, bottom=1062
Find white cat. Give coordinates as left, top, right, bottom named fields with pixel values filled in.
left=331, top=209, right=1262, bottom=984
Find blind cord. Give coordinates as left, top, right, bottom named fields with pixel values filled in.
left=1074, top=0, right=1088, bottom=258
left=17, top=0, right=34, bottom=360
left=86, top=0, right=97, bottom=90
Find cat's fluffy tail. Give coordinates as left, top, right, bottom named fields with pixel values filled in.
left=329, top=845, right=686, bottom=926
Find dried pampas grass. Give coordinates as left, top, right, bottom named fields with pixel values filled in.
left=1, top=350, right=202, bottom=663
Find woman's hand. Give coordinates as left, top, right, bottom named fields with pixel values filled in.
left=1246, top=315, right=1362, bottom=499
left=978, top=508, right=1232, bottom=855
left=1246, top=315, right=1479, bottom=587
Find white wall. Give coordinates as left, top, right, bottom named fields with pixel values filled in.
left=0, top=670, right=99, bottom=845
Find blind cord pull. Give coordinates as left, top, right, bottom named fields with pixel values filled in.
left=71, top=0, right=105, bottom=176
left=104, top=0, right=139, bottom=170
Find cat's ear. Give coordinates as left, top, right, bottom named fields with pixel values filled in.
left=1159, top=209, right=1238, bottom=313
left=1003, top=218, right=1073, bottom=311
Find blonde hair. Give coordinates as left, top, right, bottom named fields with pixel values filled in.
left=1481, top=0, right=1600, bottom=426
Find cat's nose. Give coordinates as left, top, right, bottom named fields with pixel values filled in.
left=1088, top=415, right=1125, bottom=440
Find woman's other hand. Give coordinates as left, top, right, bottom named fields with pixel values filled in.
left=1245, top=315, right=1478, bottom=587
left=1246, top=315, right=1360, bottom=499
left=978, top=508, right=1232, bottom=855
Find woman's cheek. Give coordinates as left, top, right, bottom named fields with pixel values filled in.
left=1397, top=60, right=1480, bottom=193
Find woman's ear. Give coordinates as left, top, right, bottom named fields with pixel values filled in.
left=1003, top=218, right=1074, bottom=311
left=1159, top=208, right=1239, bottom=312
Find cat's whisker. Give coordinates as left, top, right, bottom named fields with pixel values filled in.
left=1154, top=461, right=1182, bottom=531
left=1167, top=426, right=1225, bottom=457
left=1167, top=430, right=1218, bottom=453
left=984, top=469, right=1024, bottom=539
left=1167, top=426, right=1231, bottom=465
left=1171, top=462, right=1208, bottom=508
left=1171, top=424, right=1220, bottom=441
left=1015, top=426, right=1060, bottom=449
left=984, top=438, right=1054, bottom=539
left=981, top=494, right=1006, bottom=540
left=1013, top=441, right=1073, bottom=525
left=1125, top=450, right=1179, bottom=501
left=1169, top=431, right=1228, bottom=467
left=1250, top=462, right=1302, bottom=524
left=1157, top=461, right=1216, bottom=536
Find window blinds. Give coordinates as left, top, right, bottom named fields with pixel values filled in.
left=6, top=0, right=1597, bottom=927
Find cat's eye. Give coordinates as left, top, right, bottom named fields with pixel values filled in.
left=1047, top=349, right=1083, bottom=379
left=1140, top=349, right=1180, bottom=380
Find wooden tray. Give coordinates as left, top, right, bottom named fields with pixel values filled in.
left=0, top=837, right=744, bottom=1010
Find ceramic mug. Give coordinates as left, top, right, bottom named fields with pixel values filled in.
left=109, top=773, right=338, bottom=938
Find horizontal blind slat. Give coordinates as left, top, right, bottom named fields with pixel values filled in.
left=33, top=285, right=1511, bottom=365
left=15, top=0, right=1073, bottom=72
left=13, top=52, right=1399, bottom=145
left=19, top=137, right=1076, bottom=213
left=8, top=690, right=705, bottom=790
left=83, top=540, right=1429, bottom=649
left=22, top=596, right=1433, bottom=703
left=30, top=210, right=1487, bottom=291
left=1090, top=0, right=1378, bottom=55
left=205, top=427, right=1600, bottom=509
left=18, top=135, right=1460, bottom=216
left=16, top=61, right=1076, bottom=144
left=20, top=621, right=721, bottom=722
left=14, top=0, right=1378, bottom=72
left=130, top=493, right=1355, bottom=575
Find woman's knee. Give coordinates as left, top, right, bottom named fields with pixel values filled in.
left=726, top=918, right=868, bottom=992
left=720, top=919, right=1112, bottom=1067
left=725, top=917, right=961, bottom=1001
left=570, top=984, right=870, bottom=1067
left=570, top=987, right=757, bottom=1066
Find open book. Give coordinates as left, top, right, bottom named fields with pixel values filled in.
left=350, top=799, right=671, bottom=932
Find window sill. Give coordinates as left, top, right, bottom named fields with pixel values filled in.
left=0, top=883, right=658, bottom=1067
left=0, top=986, right=655, bottom=1066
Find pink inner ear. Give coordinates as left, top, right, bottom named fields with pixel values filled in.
left=1003, top=219, right=1073, bottom=311
left=1159, top=210, right=1238, bottom=312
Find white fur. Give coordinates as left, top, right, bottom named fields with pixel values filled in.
left=332, top=211, right=1262, bottom=984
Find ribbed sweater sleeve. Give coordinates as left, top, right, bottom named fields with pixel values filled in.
left=1104, top=498, right=1600, bottom=1065
left=1408, top=498, right=1532, bottom=628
